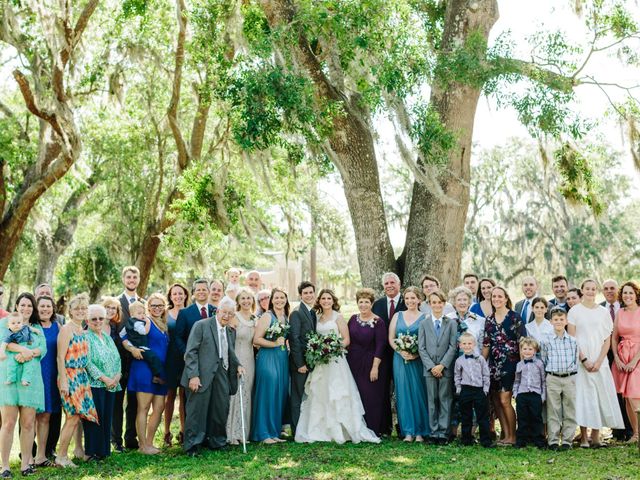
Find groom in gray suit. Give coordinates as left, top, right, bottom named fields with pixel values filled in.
left=289, top=281, right=317, bottom=435
left=418, top=290, right=457, bottom=444
left=182, top=298, right=244, bottom=455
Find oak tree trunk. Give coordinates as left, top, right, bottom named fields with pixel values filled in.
left=402, top=0, right=499, bottom=291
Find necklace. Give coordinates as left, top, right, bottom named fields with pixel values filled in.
left=356, top=315, right=375, bottom=328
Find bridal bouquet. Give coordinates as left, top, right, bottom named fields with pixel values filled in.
left=266, top=322, right=290, bottom=350
left=394, top=333, right=419, bottom=364
left=305, top=331, right=347, bottom=369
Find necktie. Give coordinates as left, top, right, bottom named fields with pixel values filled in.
left=522, top=300, right=529, bottom=322
left=389, top=299, right=396, bottom=320
left=200, top=306, right=207, bottom=319
left=220, top=327, right=229, bottom=370
left=609, top=304, right=615, bottom=322
left=435, top=319, right=441, bottom=338
left=524, top=358, right=533, bottom=364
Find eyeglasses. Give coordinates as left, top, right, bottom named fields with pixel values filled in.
left=105, top=306, right=117, bottom=310
left=258, top=297, right=269, bottom=302
left=149, top=304, right=165, bottom=309
left=89, top=317, right=105, bottom=321
left=218, top=311, right=234, bottom=317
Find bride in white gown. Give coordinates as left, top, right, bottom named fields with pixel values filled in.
left=295, top=289, right=380, bottom=444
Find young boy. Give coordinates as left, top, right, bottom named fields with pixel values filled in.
left=123, top=301, right=165, bottom=384
left=418, top=291, right=457, bottom=444
left=0, top=312, right=41, bottom=386
left=540, top=307, right=578, bottom=450
left=453, top=332, right=492, bottom=447
left=513, top=337, right=546, bottom=448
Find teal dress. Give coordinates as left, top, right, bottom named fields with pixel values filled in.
left=251, top=313, right=290, bottom=441
left=393, top=312, right=430, bottom=437
left=0, top=319, right=47, bottom=412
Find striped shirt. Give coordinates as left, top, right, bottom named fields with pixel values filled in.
left=540, top=331, right=578, bottom=375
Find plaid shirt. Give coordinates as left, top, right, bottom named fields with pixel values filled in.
left=540, top=331, right=578, bottom=375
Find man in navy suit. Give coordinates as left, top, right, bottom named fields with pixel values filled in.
left=514, top=276, right=538, bottom=323
left=175, top=279, right=217, bottom=359
left=371, top=272, right=407, bottom=436
left=115, top=266, right=145, bottom=450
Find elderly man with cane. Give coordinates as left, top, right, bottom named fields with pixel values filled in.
left=182, top=298, right=244, bottom=456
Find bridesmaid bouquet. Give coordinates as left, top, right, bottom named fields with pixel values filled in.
left=266, top=322, right=290, bottom=350
left=394, top=333, right=419, bottom=364
left=305, top=331, right=347, bottom=369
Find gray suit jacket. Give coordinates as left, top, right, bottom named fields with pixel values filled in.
left=180, top=317, right=240, bottom=395
left=418, top=315, right=457, bottom=378
left=514, top=298, right=535, bottom=323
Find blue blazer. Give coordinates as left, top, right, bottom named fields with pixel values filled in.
left=174, top=303, right=217, bottom=356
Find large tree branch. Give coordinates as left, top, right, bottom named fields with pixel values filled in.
left=167, top=0, right=189, bottom=171
left=12, top=70, right=63, bottom=137
left=494, top=57, right=575, bottom=93
left=258, top=0, right=342, bottom=102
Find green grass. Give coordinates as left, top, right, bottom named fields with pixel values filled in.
left=12, top=437, right=640, bottom=479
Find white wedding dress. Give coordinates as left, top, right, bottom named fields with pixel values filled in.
left=294, top=311, right=380, bottom=444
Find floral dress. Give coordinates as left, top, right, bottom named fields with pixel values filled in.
left=482, top=310, right=526, bottom=392
left=61, top=332, right=99, bottom=423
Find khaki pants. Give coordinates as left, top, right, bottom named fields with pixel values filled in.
left=546, top=373, right=577, bottom=445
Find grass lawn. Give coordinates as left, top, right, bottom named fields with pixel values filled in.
left=11, top=437, right=640, bottom=479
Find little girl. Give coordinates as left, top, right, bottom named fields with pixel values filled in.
left=225, top=268, right=242, bottom=300
left=525, top=297, right=555, bottom=356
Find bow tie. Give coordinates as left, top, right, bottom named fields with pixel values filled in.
left=524, top=359, right=534, bottom=364
left=464, top=354, right=475, bottom=359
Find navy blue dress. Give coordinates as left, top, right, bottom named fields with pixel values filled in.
left=393, top=312, right=430, bottom=437
left=127, top=320, right=169, bottom=396
left=250, top=313, right=290, bottom=441
left=164, top=313, right=183, bottom=389
left=41, top=321, right=61, bottom=413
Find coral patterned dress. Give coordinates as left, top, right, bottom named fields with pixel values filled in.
left=60, top=332, right=98, bottom=423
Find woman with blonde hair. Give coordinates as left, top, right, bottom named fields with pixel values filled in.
left=56, top=293, right=98, bottom=468
left=226, top=289, right=256, bottom=444
left=122, top=292, right=169, bottom=454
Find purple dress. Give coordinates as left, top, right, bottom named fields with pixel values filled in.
left=127, top=320, right=169, bottom=396
left=346, top=314, right=389, bottom=436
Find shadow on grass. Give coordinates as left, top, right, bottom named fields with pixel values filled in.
left=28, top=440, right=640, bottom=480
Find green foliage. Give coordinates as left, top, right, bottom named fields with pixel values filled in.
left=241, top=3, right=272, bottom=57
left=224, top=65, right=331, bottom=150
left=410, top=104, right=456, bottom=167
left=463, top=139, right=638, bottom=283
left=58, top=244, right=120, bottom=298
left=434, top=30, right=494, bottom=89
left=554, top=143, right=605, bottom=215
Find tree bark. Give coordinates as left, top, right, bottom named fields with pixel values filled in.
left=401, top=0, right=499, bottom=291
left=0, top=1, right=99, bottom=281
left=35, top=175, right=97, bottom=285
left=259, top=0, right=397, bottom=290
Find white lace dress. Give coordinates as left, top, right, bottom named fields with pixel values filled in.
left=294, top=311, right=380, bottom=444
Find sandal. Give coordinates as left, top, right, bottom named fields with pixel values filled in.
left=0, top=470, right=11, bottom=479
left=34, top=459, right=55, bottom=468
left=579, top=441, right=590, bottom=448
left=54, top=457, right=77, bottom=469
left=626, top=435, right=639, bottom=444
left=20, top=466, right=35, bottom=477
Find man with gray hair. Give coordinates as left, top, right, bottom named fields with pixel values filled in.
left=244, top=271, right=262, bottom=295
left=182, top=297, right=243, bottom=455
left=372, top=272, right=407, bottom=436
